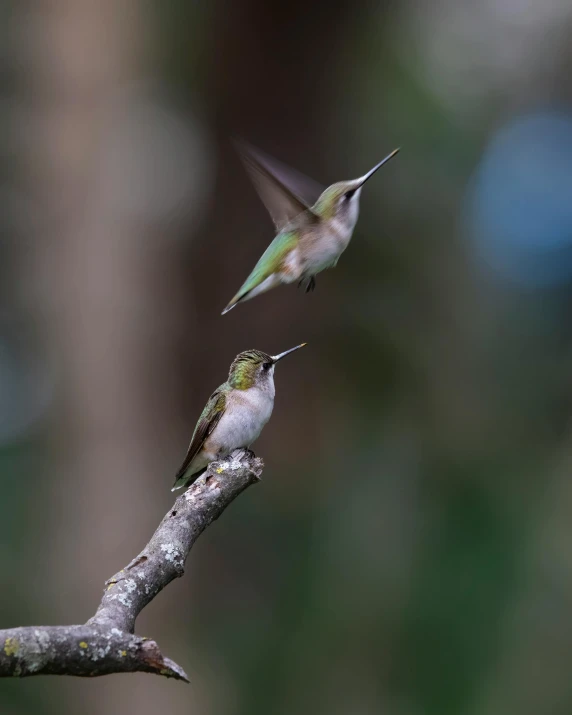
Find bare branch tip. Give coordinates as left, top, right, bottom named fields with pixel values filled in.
left=160, top=657, right=190, bottom=683
left=141, top=640, right=189, bottom=683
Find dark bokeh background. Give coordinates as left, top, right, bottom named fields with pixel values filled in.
left=3, top=1, right=572, bottom=713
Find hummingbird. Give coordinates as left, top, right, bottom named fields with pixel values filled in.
left=171, top=343, right=306, bottom=491
left=221, top=141, right=399, bottom=314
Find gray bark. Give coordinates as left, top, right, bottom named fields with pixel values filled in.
left=0, top=451, right=263, bottom=682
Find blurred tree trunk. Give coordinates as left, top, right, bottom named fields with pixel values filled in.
left=19, top=1, right=201, bottom=713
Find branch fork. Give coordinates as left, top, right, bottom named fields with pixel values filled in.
left=0, top=451, right=263, bottom=681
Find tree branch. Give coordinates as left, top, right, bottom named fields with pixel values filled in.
left=0, top=450, right=263, bottom=681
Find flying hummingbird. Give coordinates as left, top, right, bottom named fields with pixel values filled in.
left=221, top=141, right=399, bottom=314
left=171, top=343, right=306, bottom=491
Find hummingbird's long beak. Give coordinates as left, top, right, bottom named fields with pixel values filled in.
left=271, top=343, right=307, bottom=362
left=358, top=148, right=400, bottom=187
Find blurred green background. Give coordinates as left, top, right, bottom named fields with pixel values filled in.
left=3, top=1, right=572, bottom=713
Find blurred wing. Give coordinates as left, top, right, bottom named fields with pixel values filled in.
left=172, top=389, right=226, bottom=486
left=234, top=139, right=323, bottom=230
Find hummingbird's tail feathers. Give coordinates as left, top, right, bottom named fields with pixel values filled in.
left=171, top=475, right=188, bottom=491
left=171, top=467, right=207, bottom=491
left=222, top=271, right=282, bottom=315
left=221, top=302, right=236, bottom=315
left=222, top=235, right=298, bottom=314
left=223, top=274, right=283, bottom=314
left=221, top=291, right=249, bottom=315
left=171, top=466, right=194, bottom=491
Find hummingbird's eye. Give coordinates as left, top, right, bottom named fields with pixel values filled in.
left=344, top=189, right=356, bottom=201
left=262, top=362, right=272, bottom=371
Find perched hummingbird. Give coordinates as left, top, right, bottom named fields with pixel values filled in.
left=171, top=343, right=306, bottom=491
left=221, top=142, right=399, bottom=314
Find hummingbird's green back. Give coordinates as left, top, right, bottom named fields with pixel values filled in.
left=224, top=229, right=299, bottom=309
left=171, top=386, right=228, bottom=488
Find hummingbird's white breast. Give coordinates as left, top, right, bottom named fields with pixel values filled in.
left=204, top=383, right=274, bottom=460
left=302, top=219, right=357, bottom=276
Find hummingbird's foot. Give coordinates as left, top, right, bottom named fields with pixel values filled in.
left=298, top=276, right=316, bottom=293
left=230, top=447, right=255, bottom=461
